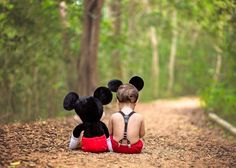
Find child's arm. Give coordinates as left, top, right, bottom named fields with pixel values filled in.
left=139, top=117, right=145, bottom=138
left=69, top=123, right=84, bottom=149
left=108, top=115, right=113, bottom=135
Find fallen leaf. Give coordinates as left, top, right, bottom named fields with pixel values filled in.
left=10, top=161, right=21, bottom=166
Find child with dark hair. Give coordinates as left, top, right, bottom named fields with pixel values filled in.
left=108, top=76, right=145, bottom=154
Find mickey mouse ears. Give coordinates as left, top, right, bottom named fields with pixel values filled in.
left=63, top=92, right=79, bottom=111
left=63, top=86, right=113, bottom=112
left=94, top=87, right=113, bottom=105
left=108, top=76, right=144, bottom=92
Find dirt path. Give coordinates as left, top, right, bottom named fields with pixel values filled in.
left=1, top=97, right=236, bottom=168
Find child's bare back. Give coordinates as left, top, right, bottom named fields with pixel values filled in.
left=109, top=108, right=145, bottom=144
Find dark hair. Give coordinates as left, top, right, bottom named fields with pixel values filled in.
left=116, top=84, right=139, bottom=103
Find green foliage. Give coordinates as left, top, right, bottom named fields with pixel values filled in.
left=0, top=0, right=82, bottom=123
left=201, top=83, right=236, bottom=126
left=0, top=0, right=236, bottom=124
left=198, top=0, right=236, bottom=126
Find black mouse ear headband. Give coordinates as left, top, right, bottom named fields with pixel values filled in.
left=129, top=76, right=144, bottom=91
left=108, top=76, right=144, bottom=92
left=108, top=79, right=123, bottom=92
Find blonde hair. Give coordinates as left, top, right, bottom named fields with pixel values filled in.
left=116, top=84, right=139, bottom=103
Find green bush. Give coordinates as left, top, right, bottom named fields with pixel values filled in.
left=200, top=83, right=236, bottom=126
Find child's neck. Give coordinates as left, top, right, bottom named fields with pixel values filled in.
left=119, top=103, right=135, bottom=115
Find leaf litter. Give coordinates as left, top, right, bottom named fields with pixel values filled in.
left=0, top=97, right=235, bottom=167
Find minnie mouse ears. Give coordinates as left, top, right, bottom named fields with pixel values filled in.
left=108, top=76, right=144, bottom=92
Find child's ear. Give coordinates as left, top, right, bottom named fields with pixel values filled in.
left=94, top=87, right=113, bottom=105
left=129, top=76, right=144, bottom=91
left=108, top=79, right=123, bottom=92
left=63, top=92, right=79, bottom=110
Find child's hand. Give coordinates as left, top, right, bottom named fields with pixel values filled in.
left=73, top=115, right=82, bottom=124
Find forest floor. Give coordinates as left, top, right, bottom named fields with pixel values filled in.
left=1, top=97, right=236, bottom=168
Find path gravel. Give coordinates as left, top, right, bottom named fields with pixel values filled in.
left=1, top=97, right=235, bottom=167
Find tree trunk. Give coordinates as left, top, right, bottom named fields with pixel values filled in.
left=209, top=112, right=236, bottom=136
left=188, top=24, right=199, bottom=56
left=77, top=0, right=103, bottom=96
left=144, top=0, right=160, bottom=98
left=167, top=9, right=178, bottom=95
left=128, top=1, right=136, bottom=35
left=150, top=26, right=159, bottom=98
left=59, top=1, right=75, bottom=90
left=110, top=0, right=122, bottom=78
left=33, top=65, right=39, bottom=119
left=213, top=45, right=222, bottom=81
left=122, top=0, right=137, bottom=80
left=2, top=77, right=14, bottom=119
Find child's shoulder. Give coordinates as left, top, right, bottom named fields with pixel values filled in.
left=110, top=112, right=121, bottom=118
left=133, top=112, right=144, bottom=120
left=111, top=111, right=144, bottom=120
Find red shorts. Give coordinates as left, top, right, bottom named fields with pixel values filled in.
left=110, top=136, right=143, bottom=154
left=81, top=135, right=108, bottom=153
